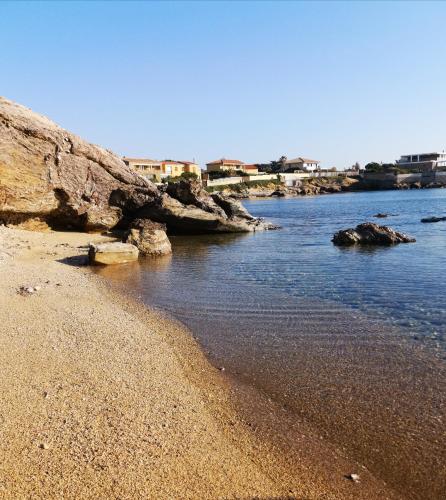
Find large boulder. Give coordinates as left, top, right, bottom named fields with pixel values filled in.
left=125, top=219, right=172, bottom=256
left=0, top=96, right=159, bottom=231
left=89, top=242, right=139, bottom=265
left=332, top=223, right=416, bottom=246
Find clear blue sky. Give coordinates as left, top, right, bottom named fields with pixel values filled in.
left=1, top=1, right=445, bottom=169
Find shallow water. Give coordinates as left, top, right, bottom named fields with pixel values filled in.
left=97, top=188, right=446, bottom=498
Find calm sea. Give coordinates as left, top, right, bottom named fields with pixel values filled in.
left=128, top=188, right=445, bottom=352
left=97, top=188, right=446, bottom=498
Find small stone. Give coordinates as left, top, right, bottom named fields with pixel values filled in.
left=39, top=443, right=50, bottom=450
left=34, top=286, right=41, bottom=291
left=348, top=473, right=360, bottom=483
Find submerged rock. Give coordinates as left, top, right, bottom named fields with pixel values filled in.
left=89, top=242, right=139, bottom=265
left=125, top=219, right=172, bottom=256
left=373, top=213, right=389, bottom=218
left=421, top=216, right=446, bottom=223
left=332, top=223, right=415, bottom=246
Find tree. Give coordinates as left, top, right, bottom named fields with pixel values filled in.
left=162, top=171, right=199, bottom=184
left=364, top=162, right=383, bottom=173
left=381, top=163, right=396, bottom=171
left=269, top=155, right=287, bottom=173
left=208, top=170, right=231, bottom=180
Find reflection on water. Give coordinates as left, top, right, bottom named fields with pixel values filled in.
left=97, top=188, right=446, bottom=499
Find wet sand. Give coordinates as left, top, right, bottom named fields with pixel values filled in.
left=0, top=226, right=398, bottom=499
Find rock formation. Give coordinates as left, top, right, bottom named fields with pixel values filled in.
left=210, top=193, right=254, bottom=220
left=125, top=219, right=172, bottom=256
left=138, top=180, right=277, bottom=233
left=0, top=97, right=274, bottom=235
left=332, top=223, right=416, bottom=246
left=0, top=96, right=159, bottom=231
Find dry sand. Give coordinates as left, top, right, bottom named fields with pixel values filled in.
left=0, top=227, right=400, bottom=499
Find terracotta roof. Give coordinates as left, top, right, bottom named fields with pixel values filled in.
left=178, top=160, right=197, bottom=165
left=122, top=157, right=159, bottom=163
left=206, top=158, right=245, bottom=166
left=285, top=157, right=319, bottom=164
left=243, top=164, right=258, bottom=170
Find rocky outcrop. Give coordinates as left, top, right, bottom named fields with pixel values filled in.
left=421, top=216, right=446, bottom=223
left=139, top=181, right=277, bottom=233
left=0, top=98, right=276, bottom=235
left=89, top=242, right=139, bottom=265
left=332, top=223, right=416, bottom=246
left=166, top=180, right=226, bottom=218
left=125, top=219, right=172, bottom=256
left=210, top=193, right=254, bottom=220
left=0, top=96, right=159, bottom=231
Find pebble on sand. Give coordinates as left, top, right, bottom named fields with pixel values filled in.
left=347, top=473, right=360, bottom=483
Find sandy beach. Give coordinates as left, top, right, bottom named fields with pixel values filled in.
left=0, top=226, right=401, bottom=499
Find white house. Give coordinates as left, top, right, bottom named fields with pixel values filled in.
left=396, top=152, right=446, bottom=171
left=284, top=157, right=320, bottom=172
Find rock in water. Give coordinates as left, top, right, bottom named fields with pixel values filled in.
left=332, top=223, right=415, bottom=246
left=210, top=193, right=255, bottom=220
left=139, top=180, right=277, bottom=233
left=0, top=96, right=159, bottom=231
left=125, top=219, right=172, bottom=256
left=89, top=242, right=139, bottom=265
left=421, top=216, right=446, bottom=223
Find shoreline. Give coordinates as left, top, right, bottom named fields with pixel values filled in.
left=0, top=226, right=399, bottom=499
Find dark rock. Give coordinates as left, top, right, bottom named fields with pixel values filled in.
left=421, top=216, right=446, bottom=223
left=270, top=189, right=286, bottom=197
left=332, top=223, right=416, bottom=246
left=373, top=213, right=389, bottom=218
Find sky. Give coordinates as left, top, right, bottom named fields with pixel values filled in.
left=1, top=1, right=445, bottom=170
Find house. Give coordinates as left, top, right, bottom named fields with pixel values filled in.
left=205, top=158, right=259, bottom=175
left=396, top=152, right=446, bottom=171
left=284, top=157, right=320, bottom=172
left=123, top=157, right=201, bottom=182
left=179, top=160, right=202, bottom=177
left=206, top=158, right=245, bottom=173
left=241, top=164, right=259, bottom=175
